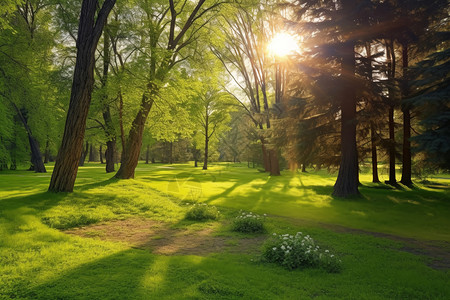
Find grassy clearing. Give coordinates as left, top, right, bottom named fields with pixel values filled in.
left=0, top=163, right=449, bottom=299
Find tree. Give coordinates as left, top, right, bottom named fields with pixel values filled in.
left=114, top=0, right=225, bottom=179
left=407, top=46, right=450, bottom=170
left=49, top=0, right=116, bottom=192
left=192, top=87, right=231, bottom=170
left=212, top=1, right=282, bottom=175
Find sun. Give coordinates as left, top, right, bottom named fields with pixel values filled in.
left=268, top=32, right=299, bottom=58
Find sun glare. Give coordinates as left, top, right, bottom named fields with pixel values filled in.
left=268, top=32, right=299, bottom=58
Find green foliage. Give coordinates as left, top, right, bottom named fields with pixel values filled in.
left=231, top=211, right=266, bottom=233
left=263, top=232, right=342, bottom=273
left=185, top=203, right=220, bottom=221
left=408, top=48, right=450, bottom=170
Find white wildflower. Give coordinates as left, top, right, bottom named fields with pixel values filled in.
left=273, top=247, right=277, bottom=251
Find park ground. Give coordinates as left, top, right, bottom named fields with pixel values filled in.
left=0, top=163, right=449, bottom=299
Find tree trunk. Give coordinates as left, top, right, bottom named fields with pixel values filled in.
left=269, top=149, right=280, bottom=176
left=385, top=39, right=397, bottom=185
left=261, top=139, right=270, bottom=172
left=79, top=141, right=89, bottom=166
left=333, top=41, right=359, bottom=197
left=301, top=163, right=306, bottom=173
left=88, top=143, right=94, bottom=161
left=371, top=124, right=380, bottom=183
left=49, top=0, right=116, bottom=192
left=400, top=41, right=412, bottom=186
left=203, top=117, right=209, bottom=170
left=10, top=104, right=46, bottom=173
left=99, top=145, right=104, bottom=164
left=105, top=140, right=115, bottom=172
left=114, top=86, right=155, bottom=179
left=145, top=144, right=150, bottom=164
left=0, top=158, right=7, bottom=171
left=169, top=142, right=173, bottom=164
left=44, top=139, right=50, bottom=163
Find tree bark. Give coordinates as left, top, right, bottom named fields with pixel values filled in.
left=114, top=87, right=155, bottom=179
left=269, top=149, right=280, bottom=176
left=400, top=41, right=412, bottom=186
left=301, top=163, right=306, bottom=173
left=105, top=140, right=115, bottom=172
left=101, top=24, right=116, bottom=173
left=88, top=143, right=94, bottom=161
left=371, top=124, right=380, bottom=183
left=79, top=141, right=89, bottom=166
left=49, top=0, right=116, bottom=192
left=385, top=39, right=397, bottom=185
left=9, top=103, right=46, bottom=172
left=203, top=113, right=209, bottom=170
left=99, top=145, right=104, bottom=164
left=145, top=144, right=150, bottom=164
left=333, top=41, right=359, bottom=197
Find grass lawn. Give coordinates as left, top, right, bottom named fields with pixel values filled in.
left=1, top=162, right=449, bottom=299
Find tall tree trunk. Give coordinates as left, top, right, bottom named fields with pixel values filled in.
left=99, top=145, right=104, bottom=164
left=333, top=41, right=359, bottom=197
left=203, top=137, right=209, bottom=170
left=79, top=141, right=89, bottom=166
left=365, top=42, right=379, bottom=183
left=114, top=88, right=155, bottom=179
left=371, top=124, right=380, bottom=183
left=385, top=39, right=397, bottom=185
left=101, top=23, right=116, bottom=173
left=0, top=158, right=7, bottom=171
left=49, top=0, right=116, bottom=192
left=260, top=138, right=270, bottom=172
left=169, top=142, right=173, bottom=164
left=145, top=144, right=149, bottom=164
left=44, top=139, right=50, bottom=163
left=400, top=41, right=412, bottom=186
left=9, top=103, right=46, bottom=173
left=203, top=112, right=209, bottom=170
left=105, top=140, right=115, bottom=172
left=269, top=149, right=280, bottom=176
left=387, top=106, right=397, bottom=183
left=88, top=143, right=94, bottom=161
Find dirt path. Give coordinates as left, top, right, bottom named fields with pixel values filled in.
left=65, top=217, right=450, bottom=270
left=64, top=218, right=266, bottom=256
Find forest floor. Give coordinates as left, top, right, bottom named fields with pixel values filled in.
left=1, top=162, right=449, bottom=299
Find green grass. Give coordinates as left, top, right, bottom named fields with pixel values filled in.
left=0, top=162, right=449, bottom=299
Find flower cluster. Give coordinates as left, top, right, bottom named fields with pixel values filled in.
left=263, top=232, right=342, bottom=273
left=185, top=203, right=220, bottom=221
left=232, top=211, right=266, bottom=233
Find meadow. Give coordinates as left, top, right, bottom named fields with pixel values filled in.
left=0, top=163, right=449, bottom=299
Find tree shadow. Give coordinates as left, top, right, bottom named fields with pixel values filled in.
left=21, top=249, right=156, bottom=299
left=77, top=177, right=120, bottom=191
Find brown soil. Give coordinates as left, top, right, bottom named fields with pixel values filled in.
left=64, top=218, right=266, bottom=256
left=65, top=217, right=450, bottom=270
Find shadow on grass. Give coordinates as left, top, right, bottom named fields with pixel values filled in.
left=20, top=249, right=156, bottom=299
left=0, top=191, right=67, bottom=213
left=77, top=177, right=120, bottom=191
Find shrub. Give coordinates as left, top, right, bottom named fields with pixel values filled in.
left=232, top=211, right=266, bottom=233
left=262, top=232, right=342, bottom=273
left=185, top=203, right=220, bottom=221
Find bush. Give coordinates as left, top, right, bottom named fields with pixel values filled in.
left=232, top=211, right=266, bottom=233
left=185, top=203, right=220, bottom=221
left=262, top=232, right=342, bottom=273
